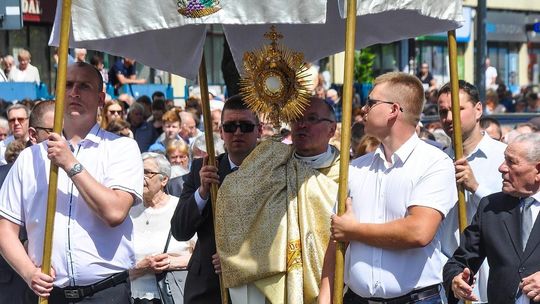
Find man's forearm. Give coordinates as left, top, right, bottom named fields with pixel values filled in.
left=71, top=170, right=133, bottom=227
left=349, top=218, right=440, bottom=249
left=319, top=241, right=337, bottom=304
left=0, top=219, right=35, bottom=284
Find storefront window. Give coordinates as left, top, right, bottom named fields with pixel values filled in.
left=416, top=42, right=465, bottom=87
left=528, top=43, right=540, bottom=85
left=204, top=25, right=225, bottom=86
left=371, top=42, right=399, bottom=76
left=487, top=42, right=520, bottom=87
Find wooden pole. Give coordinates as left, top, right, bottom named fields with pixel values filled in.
left=198, top=53, right=228, bottom=304
left=448, top=29, right=470, bottom=303
left=333, top=0, right=356, bottom=302
left=39, top=0, right=71, bottom=303
left=447, top=30, right=467, bottom=233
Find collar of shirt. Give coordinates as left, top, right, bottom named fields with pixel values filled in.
left=294, top=145, right=335, bottom=169
left=529, top=192, right=540, bottom=204
left=466, top=132, right=499, bottom=160
left=372, top=133, right=420, bottom=168
left=228, top=155, right=239, bottom=170
left=62, top=124, right=102, bottom=148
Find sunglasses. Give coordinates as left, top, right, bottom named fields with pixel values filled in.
left=108, top=110, right=123, bottom=115
left=8, top=117, right=28, bottom=124
left=34, top=126, right=54, bottom=134
left=222, top=122, right=256, bottom=133
left=365, top=98, right=404, bottom=112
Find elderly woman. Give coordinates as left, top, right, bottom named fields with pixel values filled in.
left=130, top=152, right=195, bottom=304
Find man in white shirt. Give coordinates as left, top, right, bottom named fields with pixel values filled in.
left=0, top=62, right=143, bottom=303
left=437, top=80, right=507, bottom=303
left=8, top=49, right=40, bottom=83
left=320, top=72, right=457, bottom=303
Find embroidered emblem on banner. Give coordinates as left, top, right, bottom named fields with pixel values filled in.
left=177, top=0, right=221, bottom=18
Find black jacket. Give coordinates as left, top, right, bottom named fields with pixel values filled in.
left=443, top=192, right=540, bottom=304
left=170, top=154, right=232, bottom=304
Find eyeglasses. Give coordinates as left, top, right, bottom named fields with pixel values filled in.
left=143, top=170, right=161, bottom=179
left=364, top=98, right=404, bottom=112
left=8, top=117, right=28, bottom=124
left=292, top=116, right=335, bottom=126
left=34, top=126, right=54, bottom=134
left=108, top=110, right=123, bottom=115
left=222, top=122, right=256, bottom=133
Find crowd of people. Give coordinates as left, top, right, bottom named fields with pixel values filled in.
left=0, top=60, right=538, bottom=304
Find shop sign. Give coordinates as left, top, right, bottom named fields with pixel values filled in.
left=22, top=0, right=42, bottom=22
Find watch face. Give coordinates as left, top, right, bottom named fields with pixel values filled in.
left=69, top=163, right=83, bottom=177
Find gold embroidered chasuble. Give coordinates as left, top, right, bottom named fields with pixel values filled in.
left=215, top=139, right=340, bottom=303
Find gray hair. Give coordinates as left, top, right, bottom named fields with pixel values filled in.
left=129, top=102, right=145, bottom=114
left=512, top=133, right=540, bottom=163
left=6, top=103, right=30, bottom=118
left=190, top=132, right=225, bottom=156
left=0, top=117, right=8, bottom=131
left=141, top=152, right=171, bottom=179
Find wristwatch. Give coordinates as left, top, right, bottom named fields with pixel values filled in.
left=67, top=163, right=84, bottom=178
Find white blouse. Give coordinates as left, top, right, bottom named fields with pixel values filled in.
left=130, top=195, right=196, bottom=300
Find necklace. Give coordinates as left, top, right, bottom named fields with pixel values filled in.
left=144, top=212, right=152, bottom=225
left=143, top=192, right=168, bottom=225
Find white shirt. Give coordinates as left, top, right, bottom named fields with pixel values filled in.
left=0, top=124, right=143, bottom=286
left=441, top=134, right=507, bottom=256
left=485, top=66, right=497, bottom=90
left=346, top=133, right=457, bottom=298
left=130, top=195, right=195, bottom=300
left=8, top=64, right=40, bottom=83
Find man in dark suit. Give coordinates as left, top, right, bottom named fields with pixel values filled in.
left=443, top=132, right=540, bottom=304
left=170, top=95, right=261, bottom=303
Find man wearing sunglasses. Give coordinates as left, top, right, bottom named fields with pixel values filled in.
left=0, top=104, right=31, bottom=165
left=321, top=72, right=457, bottom=303
left=215, top=97, right=340, bottom=303
left=170, top=95, right=261, bottom=304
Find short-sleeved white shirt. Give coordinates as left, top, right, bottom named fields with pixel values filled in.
left=0, top=124, right=143, bottom=286
left=346, top=133, right=457, bottom=298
